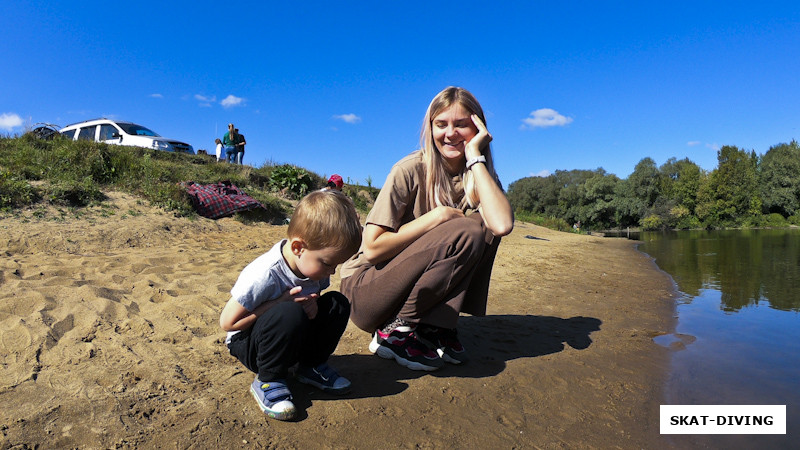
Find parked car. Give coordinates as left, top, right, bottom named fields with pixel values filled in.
left=59, top=118, right=194, bottom=154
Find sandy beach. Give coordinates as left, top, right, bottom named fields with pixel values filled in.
left=1, top=192, right=677, bottom=449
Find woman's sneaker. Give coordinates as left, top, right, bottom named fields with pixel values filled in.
left=415, top=325, right=469, bottom=364
left=295, top=363, right=352, bottom=394
left=250, top=378, right=296, bottom=420
left=368, top=327, right=444, bottom=371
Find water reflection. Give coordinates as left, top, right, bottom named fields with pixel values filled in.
left=630, top=228, right=800, bottom=448
left=634, top=229, right=800, bottom=312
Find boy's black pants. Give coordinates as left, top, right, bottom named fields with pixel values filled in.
left=227, top=291, right=350, bottom=382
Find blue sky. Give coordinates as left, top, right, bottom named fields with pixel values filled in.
left=3, top=1, right=799, bottom=188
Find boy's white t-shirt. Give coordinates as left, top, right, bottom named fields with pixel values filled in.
left=226, top=239, right=330, bottom=343
left=215, top=143, right=223, bottom=160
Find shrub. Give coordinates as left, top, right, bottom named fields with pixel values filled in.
left=47, top=177, right=106, bottom=207
left=85, top=145, right=118, bottom=183
left=0, top=171, right=39, bottom=208
left=745, top=213, right=789, bottom=228
left=149, top=183, right=194, bottom=216
left=674, top=215, right=702, bottom=230
left=640, top=214, right=664, bottom=231
left=268, top=164, right=315, bottom=198
left=765, top=213, right=789, bottom=227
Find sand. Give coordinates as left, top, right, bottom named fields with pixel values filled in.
left=1, top=192, right=677, bottom=449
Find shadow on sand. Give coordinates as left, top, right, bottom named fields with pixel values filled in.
left=288, top=314, right=601, bottom=417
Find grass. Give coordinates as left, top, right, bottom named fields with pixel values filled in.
left=0, top=134, right=378, bottom=222
left=514, top=210, right=577, bottom=233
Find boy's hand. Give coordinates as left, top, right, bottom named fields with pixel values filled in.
left=298, top=295, right=318, bottom=320
left=285, top=286, right=319, bottom=319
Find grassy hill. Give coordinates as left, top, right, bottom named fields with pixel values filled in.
left=0, top=134, right=379, bottom=223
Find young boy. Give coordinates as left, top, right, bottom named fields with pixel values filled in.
left=220, top=190, right=362, bottom=420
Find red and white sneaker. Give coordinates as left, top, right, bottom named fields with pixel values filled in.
left=368, top=327, right=444, bottom=371
left=415, top=325, right=469, bottom=364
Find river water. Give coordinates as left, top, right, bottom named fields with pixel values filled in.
left=632, top=229, right=800, bottom=448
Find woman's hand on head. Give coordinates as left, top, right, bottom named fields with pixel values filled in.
left=465, top=114, right=492, bottom=160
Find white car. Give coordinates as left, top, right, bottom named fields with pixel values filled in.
left=59, top=118, right=194, bottom=154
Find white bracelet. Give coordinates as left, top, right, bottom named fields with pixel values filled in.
left=466, top=155, right=486, bottom=170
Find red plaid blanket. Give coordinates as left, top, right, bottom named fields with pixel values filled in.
left=181, top=181, right=264, bottom=219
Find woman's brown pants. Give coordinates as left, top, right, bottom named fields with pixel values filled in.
left=340, top=213, right=500, bottom=331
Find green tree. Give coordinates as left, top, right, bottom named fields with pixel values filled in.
left=629, top=157, right=660, bottom=209
left=508, top=175, right=559, bottom=214
left=658, top=157, right=703, bottom=214
left=759, top=140, right=800, bottom=217
left=579, top=173, right=620, bottom=228
left=656, top=158, right=705, bottom=228
left=555, top=169, right=605, bottom=224
left=696, top=145, right=760, bottom=226
left=613, top=157, right=660, bottom=227
left=613, top=178, right=639, bottom=227
left=508, top=169, right=614, bottom=228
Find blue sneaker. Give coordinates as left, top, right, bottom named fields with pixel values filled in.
left=249, top=378, right=296, bottom=420
left=296, top=363, right=351, bottom=394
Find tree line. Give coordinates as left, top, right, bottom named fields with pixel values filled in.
left=507, top=140, right=800, bottom=230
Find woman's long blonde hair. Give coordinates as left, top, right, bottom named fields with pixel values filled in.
left=419, top=86, right=498, bottom=210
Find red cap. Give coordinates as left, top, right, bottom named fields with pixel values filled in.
left=328, top=174, right=344, bottom=189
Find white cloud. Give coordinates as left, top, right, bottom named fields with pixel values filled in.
left=332, top=113, right=362, bottom=124
left=0, top=113, right=24, bottom=131
left=521, top=108, right=573, bottom=129
left=688, top=140, right=720, bottom=151
left=149, top=93, right=164, bottom=99
left=221, top=95, right=244, bottom=108
left=530, top=169, right=551, bottom=177
left=192, top=94, right=217, bottom=107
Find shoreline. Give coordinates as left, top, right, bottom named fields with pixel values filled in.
left=1, top=196, right=677, bottom=448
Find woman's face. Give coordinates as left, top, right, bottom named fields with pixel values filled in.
left=431, top=103, right=478, bottom=170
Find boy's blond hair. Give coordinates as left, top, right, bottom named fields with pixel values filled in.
left=288, top=190, right=362, bottom=255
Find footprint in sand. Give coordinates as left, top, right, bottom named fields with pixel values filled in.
left=45, top=314, right=75, bottom=349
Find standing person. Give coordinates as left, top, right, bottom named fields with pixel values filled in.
left=220, top=190, right=362, bottom=420
left=340, top=86, right=514, bottom=371
left=235, top=128, right=246, bottom=165
left=214, top=138, right=224, bottom=161
left=223, top=123, right=238, bottom=163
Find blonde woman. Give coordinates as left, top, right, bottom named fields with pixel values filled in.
left=340, top=87, right=513, bottom=371
left=222, top=123, right=238, bottom=163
